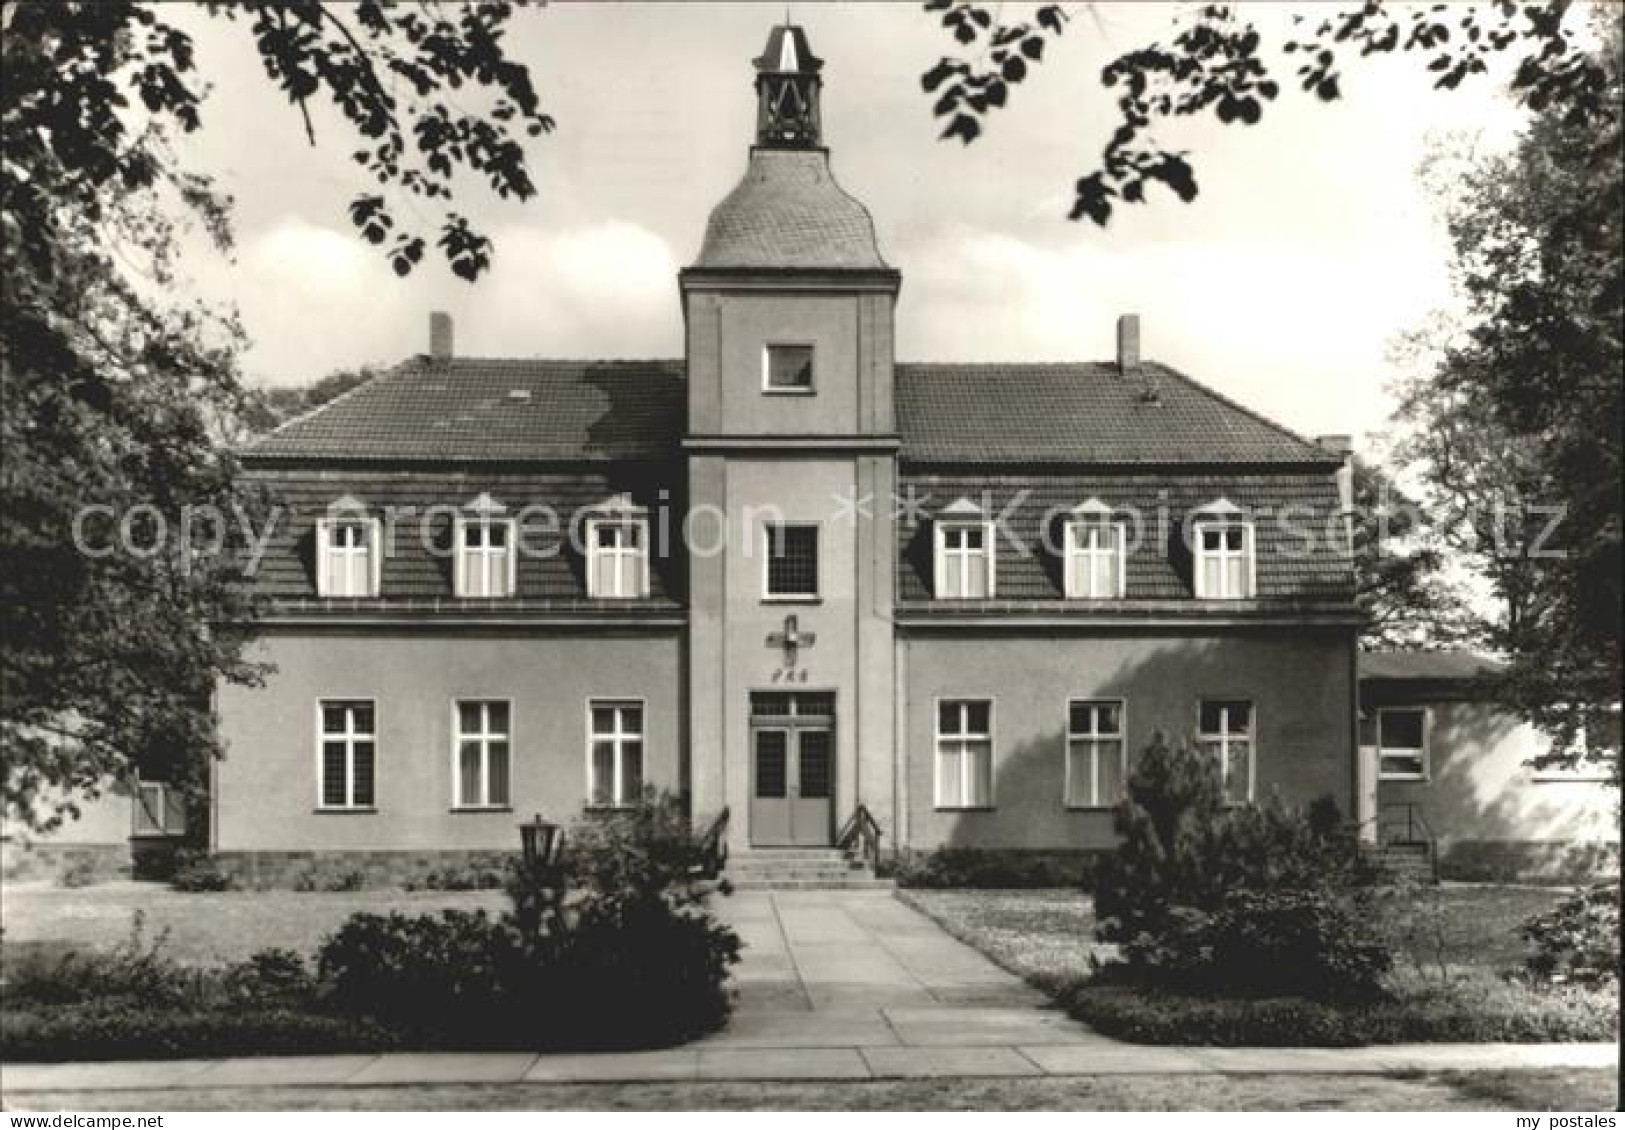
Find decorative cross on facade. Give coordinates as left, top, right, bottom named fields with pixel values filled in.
left=766, top=614, right=816, bottom=667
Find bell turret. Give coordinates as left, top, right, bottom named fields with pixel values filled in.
left=754, top=24, right=823, bottom=148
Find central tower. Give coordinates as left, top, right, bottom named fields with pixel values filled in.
left=681, top=23, right=900, bottom=852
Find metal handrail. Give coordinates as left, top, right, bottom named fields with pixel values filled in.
left=836, top=803, right=883, bottom=873
left=697, top=806, right=730, bottom=879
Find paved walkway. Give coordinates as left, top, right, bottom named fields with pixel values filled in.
left=1, top=891, right=1616, bottom=1092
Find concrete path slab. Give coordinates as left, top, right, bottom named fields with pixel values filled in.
left=862, top=1046, right=1042, bottom=1078
left=1019, top=1044, right=1216, bottom=1075
left=0, top=1059, right=220, bottom=1092
left=696, top=1046, right=872, bottom=1081
left=348, top=1052, right=539, bottom=1085
left=185, top=1054, right=381, bottom=1087
left=882, top=1006, right=1097, bottom=1047
left=700, top=1009, right=900, bottom=1049
left=523, top=1050, right=699, bottom=1083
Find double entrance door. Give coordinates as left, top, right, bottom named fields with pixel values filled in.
left=749, top=691, right=834, bottom=847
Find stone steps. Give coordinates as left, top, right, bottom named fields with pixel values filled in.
left=721, top=847, right=892, bottom=891
left=1372, top=841, right=1437, bottom=883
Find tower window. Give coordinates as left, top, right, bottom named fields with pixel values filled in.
left=764, top=344, right=815, bottom=392
left=764, top=523, right=819, bottom=600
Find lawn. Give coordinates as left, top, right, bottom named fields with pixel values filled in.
left=898, top=884, right=1620, bottom=1045
left=0, top=880, right=505, bottom=965
left=7, top=1070, right=1618, bottom=1111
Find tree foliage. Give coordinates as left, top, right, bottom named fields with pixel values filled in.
left=923, top=1, right=1613, bottom=225
left=1350, top=457, right=1475, bottom=649
left=1393, top=8, right=1622, bottom=773
left=1, top=2, right=550, bottom=829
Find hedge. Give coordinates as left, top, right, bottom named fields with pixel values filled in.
left=1, top=1004, right=400, bottom=1062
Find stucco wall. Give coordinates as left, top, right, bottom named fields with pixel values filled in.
left=1369, top=697, right=1618, bottom=878
left=215, top=629, right=684, bottom=852
left=900, top=627, right=1356, bottom=850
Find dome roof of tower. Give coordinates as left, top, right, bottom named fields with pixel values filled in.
left=693, top=148, right=888, bottom=271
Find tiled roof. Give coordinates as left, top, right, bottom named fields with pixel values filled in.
left=895, top=362, right=1336, bottom=464
left=247, top=358, right=685, bottom=462
left=895, top=472, right=1355, bottom=604
left=693, top=149, right=888, bottom=270
left=1361, top=650, right=1502, bottom=682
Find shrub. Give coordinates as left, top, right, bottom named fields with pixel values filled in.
left=891, top=848, right=1097, bottom=889
left=3, top=912, right=208, bottom=1010
left=292, top=863, right=368, bottom=892
left=220, top=948, right=317, bottom=1010
left=168, top=850, right=237, bottom=892
left=316, top=909, right=519, bottom=1038
left=1, top=1003, right=396, bottom=1062
left=405, top=855, right=511, bottom=891
left=1522, top=881, right=1621, bottom=988
left=58, top=856, right=101, bottom=888
left=1091, top=734, right=1389, bottom=1002
left=313, top=791, right=741, bottom=1050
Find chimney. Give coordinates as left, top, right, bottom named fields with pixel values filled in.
left=429, top=311, right=454, bottom=361
left=1116, top=313, right=1140, bottom=373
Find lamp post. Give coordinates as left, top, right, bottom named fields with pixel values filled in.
left=519, top=812, right=561, bottom=865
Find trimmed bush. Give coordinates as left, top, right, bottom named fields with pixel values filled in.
left=1, top=1004, right=396, bottom=1062
left=1064, top=976, right=1619, bottom=1046
left=891, top=848, right=1098, bottom=889
left=168, top=850, right=237, bottom=892
left=220, top=948, right=317, bottom=1010
left=1522, top=881, right=1621, bottom=987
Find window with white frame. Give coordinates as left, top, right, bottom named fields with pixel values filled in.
left=934, top=502, right=996, bottom=599
left=456, top=512, right=516, bottom=598
left=1065, top=502, right=1126, bottom=599
left=589, top=701, right=643, bottom=808
left=1192, top=501, right=1254, bottom=599
left=319, top=700, right=376, bottom=810
left=936, top=699, right=993, bottom=808
left=764, top=523, right=819, bottom=599
left=1066, top=700, right=1126, bottom=807
left=764, top=343, right=815, bottom=391
left=1375, top=707, right=1429, bottom=781
left=587, top=517, right=649, bottom=598
left=453, top=700, right=511, bottom=808
left=316, top=513, right=380, bottom=597
left=132, top=781, right=186, bottom=837
left=1198, top=698, right=1253, bottom=805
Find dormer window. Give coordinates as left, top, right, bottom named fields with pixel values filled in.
left=1192, top=499, right=1255, bottom=600
left=1064, top=499, right=1127, bottom=599
left=455, top=494, right=516, bottom=599
left=764, top=343, right=815, bottom=392
left=585, top=494, right=650, bottom=599
left=934, top=498, right=996, bottom=600
left=316, top=497, right=380, bottom=598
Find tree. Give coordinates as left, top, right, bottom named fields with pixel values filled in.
left=1350, top=457, right=1475, bottom=650
left=1392, top=9, right=1621, bottom=774
left=1, top=2, right=551, bottom=829
left=244, top=366, right=385, bottom=435
left=923, top=1, right=1613, bottom=226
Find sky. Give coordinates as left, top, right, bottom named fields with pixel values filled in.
left=165, top=1, right=1538, bottom=446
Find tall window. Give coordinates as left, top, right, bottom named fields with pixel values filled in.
left=587, top=518, right=649, bottom=598
left=936, top=699, right=993, bottom=809
left=1066, top=700, right=1126, bottom=808
left=453, top=700, right=511, bottom=808
left=1192, top=509, right=1254, bottom=599
left=1375, top=707, right=1428, bottom=781
left=1065, top=519, right=1126, bottom=599
left=317, top=517, right=379, bottom=597
left=589, top=701, right=643, bottom=808
left=935, top=523, right=995, bottom=599
left=456, top=516, right=515, bottom=598
left=319, top=700, right=376, bottom=810
left=133, top=781, right=186, bottom=837
left=1198, top=699, right=1253, bottom=805
left=764, top=343, right=815, bottom=391
left=764, top=523, right=819, bottom=599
